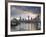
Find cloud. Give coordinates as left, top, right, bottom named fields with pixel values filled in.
left=11, top=6, right=41, bottom=17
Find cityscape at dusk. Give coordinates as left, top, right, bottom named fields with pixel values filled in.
left=11, top=6, right=41, bottom=31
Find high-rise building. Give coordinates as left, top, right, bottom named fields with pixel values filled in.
left=28, top=16, right=29, bottom=21
left=20, top=16, right=21, bottom=21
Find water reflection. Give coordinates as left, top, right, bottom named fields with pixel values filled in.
left=11, top=15, right=41, bottom=31
left=11, top=22, right=41, bottom=31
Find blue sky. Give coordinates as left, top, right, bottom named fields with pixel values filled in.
left=11, top=6, right=41, bottom=17
left=11, top=6, right=41, bottom=13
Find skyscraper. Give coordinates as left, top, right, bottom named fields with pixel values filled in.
left=28, top=16, right=29, bottom=21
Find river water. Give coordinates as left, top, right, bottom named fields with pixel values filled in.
left=11, top=23, right=41, bottom=31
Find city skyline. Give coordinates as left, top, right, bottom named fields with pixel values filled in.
left=11, top=6, right=41, bottom=20
left=11, top=15, right=40, bottom=20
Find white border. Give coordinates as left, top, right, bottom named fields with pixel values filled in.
left=8, top=2, right=43, bottom=35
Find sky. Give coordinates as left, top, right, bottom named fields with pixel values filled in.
left=11, top=5, right=41, bottom=20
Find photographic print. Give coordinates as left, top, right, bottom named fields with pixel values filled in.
left=7, top=1, right=45, bottom=36
left=11, top=6, right=41, bottom=31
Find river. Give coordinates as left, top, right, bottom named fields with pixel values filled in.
left=11, top=23, right=41, bottom=31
